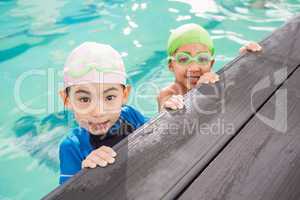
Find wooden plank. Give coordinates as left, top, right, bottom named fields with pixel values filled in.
left=43, top=15, right=300, bottom=200
left=179, top=66, right=300, bottom=200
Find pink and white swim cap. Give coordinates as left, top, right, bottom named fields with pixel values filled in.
left=63, top=42, right=126, bottom=88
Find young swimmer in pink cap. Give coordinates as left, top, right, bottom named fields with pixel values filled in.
left=59, top=42, right=148, bottom=184
left=158, top=24, right=262, bottom=111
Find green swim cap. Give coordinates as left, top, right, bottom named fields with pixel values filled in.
left=167, top=23, right=214, bottom=56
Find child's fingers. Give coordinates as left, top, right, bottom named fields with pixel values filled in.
left=171, top=95, right=184, bottom=108
left=245, top=42, right=262, bottom=52
left=94, top=150, right=115, bottom=164
left=206, top=73, right=216, bottom=83
left=197, top=75, right=210, bottom=85
left=164, top=100, right=178, bottom=110
left=82, top=148, right=116, bottom=169
left=170, top=95, right=184, bottom=109
left=251, top=43, right=262, bottom=51
left=197, top=76, right=206, bottom=85
left=211, top=73, right=220, bottom=83
left=215, top=74, right=220, bottom=81
left=240, top=42, right=262, bottom=53
left=203, top=72, right=219, bottom=84
left=88, top=155, right=108, bottom=167
left=239, top=46, right=247, bottom=54
left=163, top=95, right=185, bottom=110
left=82, top=159, right=97, bottom=168
left=256, top=45, right=262, bottom=51
left=174, top=94, right=184, bottom=101
left=99, top=146, right=117, bottom=157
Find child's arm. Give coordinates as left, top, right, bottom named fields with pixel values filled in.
left=59, top=139, right=83, bottom=184
left=82, top=145, right=116, bottom=168
left=239, top=42, right=262, bottom=53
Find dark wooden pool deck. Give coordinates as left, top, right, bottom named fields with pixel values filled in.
left=43, top=14, right=300, bottom=200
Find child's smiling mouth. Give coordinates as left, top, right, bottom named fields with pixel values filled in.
left=186, top=75, right=200, bottom=84
left=88, top=120, right=110, bottom=134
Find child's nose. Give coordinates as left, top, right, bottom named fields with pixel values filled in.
left=91, top=103, right=105, bottom=117
left=187, top=63, right=202, bottom=73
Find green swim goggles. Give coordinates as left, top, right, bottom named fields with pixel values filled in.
left=66, top=63, right=119, bottom=78
left=168, top=52, right=214, bottom=65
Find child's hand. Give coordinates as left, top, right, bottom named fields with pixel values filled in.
left=82, top=145, right=117, bottom=168
left=162, top=95, right=184, bottom=110
left=239, top=42, right=262, bottom=53
left=197, top=71, right=219, bottom=85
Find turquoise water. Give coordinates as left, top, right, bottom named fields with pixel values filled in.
left=1, top=0, right=300, bottom=199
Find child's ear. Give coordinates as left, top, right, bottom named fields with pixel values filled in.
left=59, top=90, right=72, bottom=110
left=168, top=61, right=175, bottom=72
left=122, top=85, right=131, bottom=104
left=210, top=59, right=215, bottom=68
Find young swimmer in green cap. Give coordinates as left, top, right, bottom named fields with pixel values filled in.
left=158, top=23, right=262, bottom=110
left=59, top=42, right=148, bottom=184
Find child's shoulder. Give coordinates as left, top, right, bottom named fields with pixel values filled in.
left=158, top=84, right=179, bottom=100
left=159, top=85, right=176, bottom=95
left=120, top=105, right=149, bottom=128
left=120, top=105, right=144, bottom=119
left=59, top=127, right=88, bottom=150
left=121, top=104, right=140, bottom=114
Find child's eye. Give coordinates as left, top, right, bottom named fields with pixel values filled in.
left=177, top=55, right=189, bottom=63
left=79, top=97, right=90, bottom=103
left=106, top=95, right=116, bottom=101
left=198, top=56, right=210, bottom=63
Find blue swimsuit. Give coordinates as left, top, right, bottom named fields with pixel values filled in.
left=59, top=105, right=148, bottom=184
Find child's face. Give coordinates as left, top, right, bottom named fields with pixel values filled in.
left=61, top=83, right=130, bottom=136
left=169, top=43, right=214, bottom=90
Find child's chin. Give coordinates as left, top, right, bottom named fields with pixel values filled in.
left=186, top=81, right=197, bottom=90
left=89, top=126, right=110, bottom=136
left=90, top=130, right=107, bottom=136
left=90, top=130, right=108, bottom=136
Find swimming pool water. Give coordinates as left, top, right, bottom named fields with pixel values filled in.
left=1, top=0, right=300, bottom=199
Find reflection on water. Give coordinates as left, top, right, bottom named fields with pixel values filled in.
left=11, top=111, right=76, bottom=171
